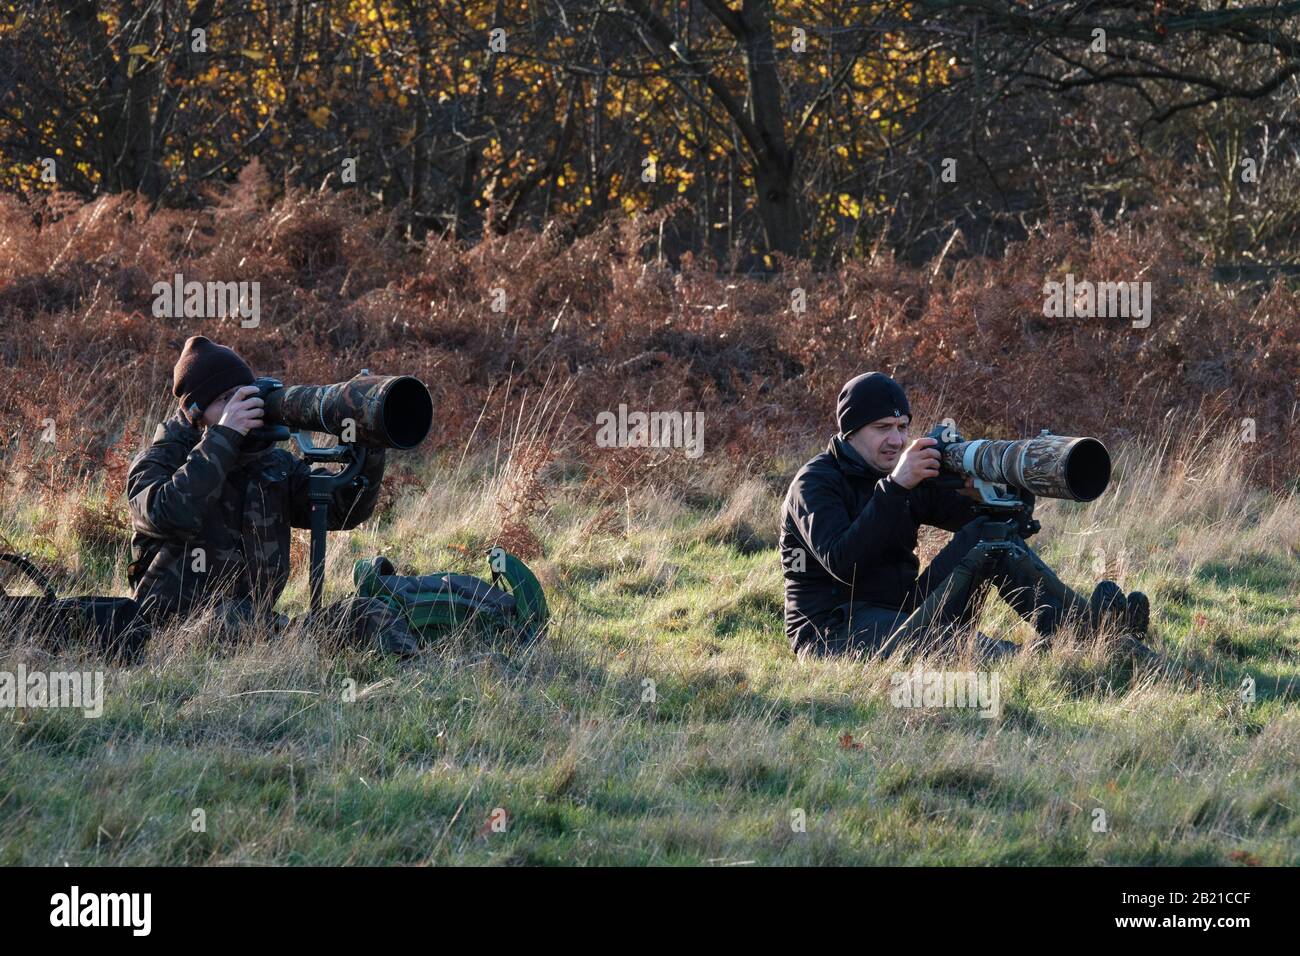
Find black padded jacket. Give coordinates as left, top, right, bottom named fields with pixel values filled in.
left=779, top=436, right=978, bottom=652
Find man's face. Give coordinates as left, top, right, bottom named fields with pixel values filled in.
left=847, top=415, right=910, bottom=472
left=200, top=386, right=241, bottom=428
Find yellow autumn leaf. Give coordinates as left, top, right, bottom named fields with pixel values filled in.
left=242, top=49, right=265, bottom=61
left=128, top=44, right=151, bottom=55
left=307, top=106, right=331, bottom=128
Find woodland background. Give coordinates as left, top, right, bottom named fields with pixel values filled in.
left=0, top=0, right=1298, bottom=499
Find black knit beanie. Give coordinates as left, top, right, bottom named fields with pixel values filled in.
left=173, top=336, right=255, bottom=425
left=837, top=372, right=911, bottom=436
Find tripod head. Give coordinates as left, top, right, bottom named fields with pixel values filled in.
left=970, top=494, right=1040, bottom=541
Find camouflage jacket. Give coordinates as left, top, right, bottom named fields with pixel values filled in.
left=126, top=409, right=386, bottom=619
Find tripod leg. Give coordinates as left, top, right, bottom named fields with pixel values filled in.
left=993, top=539, right=1090, bottom=645
left=875, top=542, right=1001, bottom=659
left=309, top=500, right=328, bottom=614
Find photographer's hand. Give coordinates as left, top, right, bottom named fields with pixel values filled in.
left=890, top=437, right=942, bottom=489
left=216, top=385, right=265, bottom=436
left=957, top=476, right=981, bottom=500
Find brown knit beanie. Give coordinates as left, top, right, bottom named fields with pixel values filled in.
left=173, top=336, right=255, bottom=424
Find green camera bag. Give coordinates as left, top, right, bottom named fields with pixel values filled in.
left=353, top=548, right=548, bottom=644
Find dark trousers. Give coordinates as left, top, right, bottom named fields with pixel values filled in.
left=812, top=516, right=1089, bottom=658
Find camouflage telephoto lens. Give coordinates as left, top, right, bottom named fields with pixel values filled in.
left=263, top=375, right=434, bottom=449
left=939, top=434, right=1111, bottom=502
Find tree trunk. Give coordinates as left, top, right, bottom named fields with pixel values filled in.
left=738, top=0, right=801, bottom=257
left=630, top=0, right=804, bottom=257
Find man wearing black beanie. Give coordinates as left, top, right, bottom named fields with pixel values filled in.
left=779, top=371, right=1150, bottom=658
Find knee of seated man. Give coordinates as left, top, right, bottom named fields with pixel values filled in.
left=923, top=517, right=993, bottom=582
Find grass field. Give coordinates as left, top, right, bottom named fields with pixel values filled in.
left=1, top=419, right=1297, bottom=865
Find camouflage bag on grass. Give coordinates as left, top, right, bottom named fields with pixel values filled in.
left=352, top=547, right=548, bottom=645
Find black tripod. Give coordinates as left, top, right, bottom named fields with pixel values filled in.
left=291, top=432, right=370, bottom=614
left=876, top=482, right=1064, bottom=656
left=964, top=500, right=1040, bottom=569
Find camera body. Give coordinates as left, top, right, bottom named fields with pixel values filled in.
left=248, top=377, right=290, bottom=443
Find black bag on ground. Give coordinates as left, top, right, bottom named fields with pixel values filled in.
left=0, top=553, right=150, bottom=661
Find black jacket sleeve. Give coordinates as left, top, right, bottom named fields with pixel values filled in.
left=910, top=482, right=979, bottom=533
left=288, top=447, right=387, bottom=531
left=789, top=468, right=914, bottom=586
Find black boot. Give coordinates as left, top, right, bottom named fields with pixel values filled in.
left=1088, top=580, right=1128, bottom=633
left=1091, top=585, right=1161, bottom=665
left=1125, top=590, right=1150, bottom=638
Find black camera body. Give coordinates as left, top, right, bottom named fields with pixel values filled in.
left=248, top=377, right=290, bottom=443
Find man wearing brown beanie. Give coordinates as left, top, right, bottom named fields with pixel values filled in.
left=124, top=336, right=419, bottom=654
